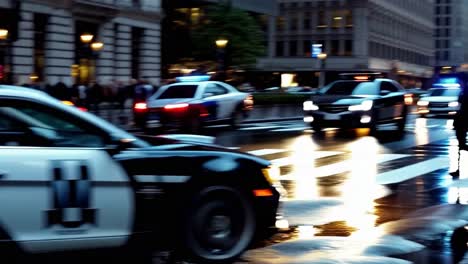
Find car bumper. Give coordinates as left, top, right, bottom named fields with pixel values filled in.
left=252, top=187, right=281, bottom=237
left=304, top=110, right=374, bottom=128
left=417, top=106, right=459, bottom=116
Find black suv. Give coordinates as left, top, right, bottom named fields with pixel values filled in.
left=303, top=77, right=408, bottom=134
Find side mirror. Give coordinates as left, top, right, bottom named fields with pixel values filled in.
left=203, top=93, right=214, bottom=98
left=107, top=135, right=136, bottom=152
left=380, top=90, right=391, bottom=96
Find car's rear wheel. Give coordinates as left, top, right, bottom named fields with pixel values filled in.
left=186, top=118, right=202, bottom=134
left=311, top=124, right=322, bottom=134
left=230, top=110, right=244, bottom=129
left=183, top=186, right=256, bottom=263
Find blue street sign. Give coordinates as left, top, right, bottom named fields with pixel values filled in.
left=312, top=44, right=322, bottom=58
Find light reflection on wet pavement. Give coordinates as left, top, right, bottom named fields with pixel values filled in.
left=222, top=116, right=468, bottom=263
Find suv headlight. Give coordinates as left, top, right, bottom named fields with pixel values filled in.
left=417, top=100, right=429, bottom=106
left=449, top=101, right=459, bottom=107
left=348, top=100, right=373, bottom=111
left=303, top=101, right=319, bottom=111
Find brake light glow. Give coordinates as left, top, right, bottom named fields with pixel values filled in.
left=164, top=103, right=189, bottom=110
left=77, top=107, right=88, bottom=112
left=354, top=76, right=369, bottom=81
left=404, top=94, right=413, bottom=105
left=134, top=102, right=148, bottom=110
left=244, top=94, right=254, bottom=110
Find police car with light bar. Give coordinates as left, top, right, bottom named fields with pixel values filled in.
left=417, top=77, right=462, bottom=117
left=0, top=85, right=280, bottom=263
left=303, top=73, right=408, bottom=134
left=133, top=75, right=253, bottom=132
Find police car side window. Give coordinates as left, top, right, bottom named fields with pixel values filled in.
left=205, top=84, right=228, bottom=96
left=0, top=102, right=105, bottom=148
left=381, top=82, right=399, bottom=93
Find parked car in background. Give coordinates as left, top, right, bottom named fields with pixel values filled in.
left=285, top=86, right=317, bottom=95
left=417, top=87, right=461, bottom=117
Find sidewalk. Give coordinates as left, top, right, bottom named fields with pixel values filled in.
left=91, top=103, right=304, bottom=130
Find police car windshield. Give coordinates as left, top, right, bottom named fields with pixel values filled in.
left=158, top=85, right=198, bottom=99
left=430, top=88, right=460, bottom=97
left=321, top=81, right=378, bottom=96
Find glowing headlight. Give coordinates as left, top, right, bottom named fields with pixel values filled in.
left=262, top=165, right=280, bottom=185
left=417, top=100, right=429, bottom=106
left=348, top=100, right=373, bottom=111
left=303, top=101, right=319, bottom=111
left=449, top=101, right=459, bottom=107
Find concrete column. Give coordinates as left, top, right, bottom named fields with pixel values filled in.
left=96, top=22, right=115, bottom=85
left=139, top=26, right=161, bottom=85
left=267, top=15, right=276, bottom=58
left=11, top=10, right=34, bottom=85
left=115, top=24, right=132, bottom=81
left=353, top=7, right=369, bottom=58
left=44, top=10, right=75, bottom=86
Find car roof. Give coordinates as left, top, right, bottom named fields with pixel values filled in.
left=0, top=85, right=52, bottom=101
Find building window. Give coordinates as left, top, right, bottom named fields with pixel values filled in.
left=345, top=10, right=353, bottom=27
left=289, top=40, right=297, bottom=56
left=317, top=10, right=327, bottom=29
left=331, top=40, right=339, bottom=56
left=444, top=50, right=449, bottom=61
left=331, top=10, right=342, bottom=29
left=304, top=40, right=311, bottom=56
left=344, top=40, right=352, bottom=56
left=276, top=41, right=284, bottom=57
left=277, top=16, right=285, bottom=31
left=290, top=18, right=298, bottom=31
left=303, top=13, right=311, bottom=30
left=131, top=27, right=143, bottom=79
left=33, top=13, right=48, bottom=82
left=445, top=17, right=451, bottom=26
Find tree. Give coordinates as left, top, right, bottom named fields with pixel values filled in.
left=192, top=4, right=265, bottom=69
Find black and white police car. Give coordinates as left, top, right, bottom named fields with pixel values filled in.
left=133, top=75, right=254, bottom=131
left=0, top=85, right=280, bottom=262
left=303, top=74, right=408, bottom=134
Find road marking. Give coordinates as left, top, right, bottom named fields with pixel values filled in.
left=271, top=151, right=344, bottom=167
left=271, top=126, right=308, bottom=132
left=248, top=149, right=288, bottom=156
left=238, top=125, right=283, bottom=131
left=376, top=156, right=449, bottom=185
left=313, top=154, right=410, bottom=178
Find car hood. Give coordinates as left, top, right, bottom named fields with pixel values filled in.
left=421, top=96, right=458, bottom=103
left=147, top=98, right=198, bottom=108
left=312, top=95, right=376, bottom=105
left=134, top=134, right=270, bottom=167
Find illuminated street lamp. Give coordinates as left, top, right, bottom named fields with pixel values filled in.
left=0, top=29, right=8, bottom=40
left=215, top=38, right=229, bottom=49
left=90, top=41, right=104, bottom=52
left=317, top=52, right=327, bottom=87
left=80, top=33, right=94, bottom=43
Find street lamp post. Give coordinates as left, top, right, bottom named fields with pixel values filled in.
left=317, top=52, right=327, bottom=87
left=215, top=38, right=228, bottom=81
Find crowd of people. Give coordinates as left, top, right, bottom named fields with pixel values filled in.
left=20, top=79, right=159, bottom=110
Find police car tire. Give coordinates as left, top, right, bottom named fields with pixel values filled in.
left=230, top=110, right=244, bottom=128
left=183, top=185, right=256, bottom=263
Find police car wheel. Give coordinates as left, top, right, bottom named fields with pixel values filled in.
left=184, top=186, right=255, bottom=263
left=230, top=111, right=244, bottom=128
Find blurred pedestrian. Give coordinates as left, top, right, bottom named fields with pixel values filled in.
left=53, top=81, right=68, bottom=100
left=77, top=84, right=88, bottom=107
left=450, top=87, right=468, bottom=178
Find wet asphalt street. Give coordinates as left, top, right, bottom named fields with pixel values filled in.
left=184, top=112, right=468, bottom=264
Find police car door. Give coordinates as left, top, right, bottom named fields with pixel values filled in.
left=0, top=100, right=134, bottom=253
left=202, top=83, right=234, bottom=120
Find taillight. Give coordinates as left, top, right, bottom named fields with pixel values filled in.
left=164, top=103, right=189, bottom=110
left=77, top=107, right=88, bottom=112
left=134, top=102, right=148, bottom=111
left=244, top=94, right=254, bottom=110
left=404, top=94, right=413, bottom=105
